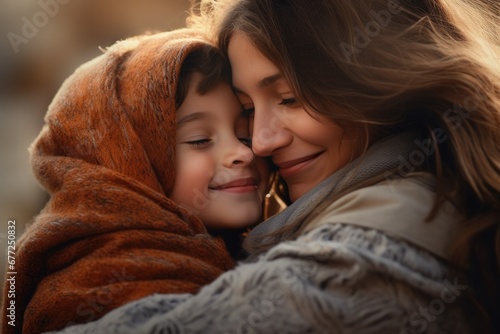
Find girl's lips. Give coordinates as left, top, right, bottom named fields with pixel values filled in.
left=209, top=177, right=258, bottom=193
left=215, top=185, right=258, bottom=193
left=275, top=152, right=323, bottom=178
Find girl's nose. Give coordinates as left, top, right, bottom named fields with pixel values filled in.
left=222, top=139, right=255, bottom=168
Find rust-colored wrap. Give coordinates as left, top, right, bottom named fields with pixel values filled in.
left=2, top=29, right=234, bottom=334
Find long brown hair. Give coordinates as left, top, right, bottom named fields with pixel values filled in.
left=189, top=0, right=500, bottom=329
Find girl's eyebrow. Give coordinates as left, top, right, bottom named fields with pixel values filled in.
left=233, top=73, right=283, bottom=94
left=176, top=111, right=211, bottom=129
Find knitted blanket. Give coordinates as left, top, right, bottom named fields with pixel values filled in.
left=1, top=29, right=234, bottom=334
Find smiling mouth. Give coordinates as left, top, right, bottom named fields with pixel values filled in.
left=209, top=177, right=258, bottom=193
left=275, top=152, right=323, bottom=177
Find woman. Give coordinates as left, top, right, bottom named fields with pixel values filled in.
left=56, top=0, right=500, bottom=333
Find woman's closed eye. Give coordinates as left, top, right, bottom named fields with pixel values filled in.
left=242, top=106, right=255, bottom=117
left=279, top=97, right=298, bottom=107
left=242, top=98, right=297, bottom=115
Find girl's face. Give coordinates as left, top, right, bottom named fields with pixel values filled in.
left=170, top=72, right=269, bottom=229
left=228, top=32, right=355, bottom=202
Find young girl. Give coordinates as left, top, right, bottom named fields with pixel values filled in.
left=171, top=39, right=271, bottom=256
left=55, top=0, right=500, bottom=333
left=1, top=29, right=270, bottom=334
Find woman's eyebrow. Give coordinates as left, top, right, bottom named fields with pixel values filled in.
left=176, top=111, right=210, bottom=129
left=233, top=72, right=283, bottom=94
left=257, top=73, right=282, bottom=88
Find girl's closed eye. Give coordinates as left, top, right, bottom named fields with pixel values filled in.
left=238, top=137, right=252, bottom=147
left=185, top=138, right=211, bottom=148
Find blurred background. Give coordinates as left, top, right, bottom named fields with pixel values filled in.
left=0, top=0, right=190, bottom=318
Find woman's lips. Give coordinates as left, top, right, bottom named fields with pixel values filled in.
left=275, top=152, right=323, bottom=178
left=209, top=177, right=258, bottom=193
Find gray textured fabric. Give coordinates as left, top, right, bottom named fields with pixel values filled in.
left=48, top=132, right=474, bottom=334
left=51, top=224, right=472, bottom=334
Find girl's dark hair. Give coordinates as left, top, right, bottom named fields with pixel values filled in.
left=175, top=44, right=232, bottom=108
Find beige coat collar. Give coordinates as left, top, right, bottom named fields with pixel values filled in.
left=302, top=175, right=462, bottom=263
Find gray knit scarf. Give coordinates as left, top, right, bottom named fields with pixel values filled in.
left=245, top=132, right=420, bottom=258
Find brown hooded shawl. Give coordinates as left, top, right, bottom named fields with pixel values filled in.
left=2, top=29, right=234, bottom=334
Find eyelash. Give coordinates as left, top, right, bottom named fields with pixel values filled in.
left=242, top=107, right=255, bottom=117
left=186, top=139, right=211, bottom=147
left=239, top=137, right=252, bottom=147
left=242, top=97, right=298, bottom=115
left=186, top=138, right=251, bottom=147
left=279, top=98, right=298, bottom=106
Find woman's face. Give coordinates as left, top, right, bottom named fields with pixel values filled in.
left=228, top=32, right=356, bottom=202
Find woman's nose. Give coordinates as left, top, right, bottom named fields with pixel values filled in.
left=251, top=105, right=292, bottom=157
